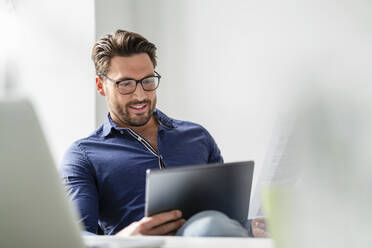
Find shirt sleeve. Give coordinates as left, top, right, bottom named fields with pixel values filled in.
left=60, top=142, right=99, bottom=234
left=203, top=128, right=224, bottom=164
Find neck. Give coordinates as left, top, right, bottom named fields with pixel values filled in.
left=111, top=113, right=158, bottom=136
left=130, top=116, right=158, bottom=135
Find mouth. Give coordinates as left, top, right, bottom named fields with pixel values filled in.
left=128, top=103, right=148, bottom=114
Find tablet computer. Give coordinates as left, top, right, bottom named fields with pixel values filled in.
left=145, top=161, right=254, bottom=222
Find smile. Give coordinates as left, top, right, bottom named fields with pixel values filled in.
left=130, top=104, right=146, bottom=109
left=128, top=103, right=148, bottom=114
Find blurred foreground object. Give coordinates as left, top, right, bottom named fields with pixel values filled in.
left=263, top=83, right=372, bottom=248
left=0, top=99, right=85, bottom=247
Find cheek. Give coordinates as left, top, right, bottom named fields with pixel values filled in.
left=105, top=89, right=115, bottom=105
left=105, top=88, right=123, bottom=107
left=147, top=92, right=157, bottom=102
left=116, top=94, right=133, bottom=109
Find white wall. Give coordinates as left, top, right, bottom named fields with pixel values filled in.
left=0, top=0, right=96, bottom=164
left=95, top=0, right=136, bottom=126
left=0, top=0, right=370, bottom=227
left=2, top=0, right=370, bottom=198
left=93, top=0, right=306, bottom=171
left=95, top=0, right=372, bottom=216
left=94, top=0, right=277, bottom=166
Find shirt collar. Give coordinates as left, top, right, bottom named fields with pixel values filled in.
left=154, top=109, right=176, bottom=130
left=101, top=109, right=176, bottom=137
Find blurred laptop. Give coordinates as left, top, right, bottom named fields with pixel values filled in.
left=0, top=99, right=163, bottom=248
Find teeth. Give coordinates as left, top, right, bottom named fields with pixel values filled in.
left=131, top=104, right=145, bottom=109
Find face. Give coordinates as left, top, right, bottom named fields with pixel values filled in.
left=96, top=53, right=157, bottom=128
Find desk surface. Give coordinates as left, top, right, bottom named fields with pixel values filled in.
left=162, top=236, right=273, bottom=248
left=84, top=235, right=273, bottom=248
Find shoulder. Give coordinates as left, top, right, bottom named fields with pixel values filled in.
left=158, top=110, right=209, bottom=133
left=60, top=125, right=104, bottom=173
left=163, top=112, right=223, bottom=163
left=63, top=126, right=103, bottom=156
left=156, top=109, right=209, bottom=131
left=174, top=118, right=210, bottom=135
left=158, top=110, right=215, bottom=144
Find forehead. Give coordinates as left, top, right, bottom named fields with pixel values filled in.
left=107, top=53, right=154, bottom=79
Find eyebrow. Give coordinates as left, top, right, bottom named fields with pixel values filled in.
left=114, top=73, right=155, bottom=82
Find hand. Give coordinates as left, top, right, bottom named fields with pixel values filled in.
left=251, top=217, right=268, bottom=238
left=115, top=210, right=186, bottom=236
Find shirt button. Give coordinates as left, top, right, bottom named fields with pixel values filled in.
left=120, top=131, right=124, bottom=134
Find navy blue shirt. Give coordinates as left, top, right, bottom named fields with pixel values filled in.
left=60, top=109, right=223, bottom=235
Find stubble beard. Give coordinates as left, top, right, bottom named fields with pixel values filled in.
left=113, top=97, right=157, bottom=127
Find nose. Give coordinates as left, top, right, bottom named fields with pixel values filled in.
left=131, top=82, right=146, bottom=101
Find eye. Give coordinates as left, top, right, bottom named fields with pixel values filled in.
left=118, top=80, right=135, bottom=88
left=143, top=77, right=155, bottom=85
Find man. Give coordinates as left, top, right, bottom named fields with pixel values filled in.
left=61, top=29, right=266, bottom=237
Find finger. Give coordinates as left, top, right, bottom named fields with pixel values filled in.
left=253, top=217, right=265, bottom=224
left=140, top=210, right=182, bottom=230
left=254, top=222, right=266, bottom=229
left=149, top=219, right=185, bottom=235
left=148, top=219, right=186, bottom=235
left=253, top=228, right=268, bottom=238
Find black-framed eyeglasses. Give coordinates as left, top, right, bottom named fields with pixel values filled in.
left=99, top=71, right=161, bottom=95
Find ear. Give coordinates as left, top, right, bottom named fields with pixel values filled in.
left=96, top=76, right=106, bottom=96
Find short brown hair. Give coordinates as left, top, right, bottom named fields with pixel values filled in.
left=91, top=30, right=157, bottom=75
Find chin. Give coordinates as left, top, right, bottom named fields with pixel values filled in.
left=128, top=115, right=152, bottom=127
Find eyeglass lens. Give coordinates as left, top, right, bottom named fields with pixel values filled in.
left=117, top=77, right=159, bottom=94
